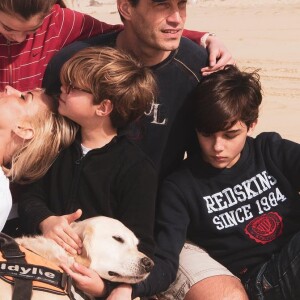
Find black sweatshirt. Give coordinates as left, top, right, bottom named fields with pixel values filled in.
left=134, top=133, right=300, bottom=296
left=19, top=135, right=157, bottom=259
left=43, top=32, right=208, bottom=181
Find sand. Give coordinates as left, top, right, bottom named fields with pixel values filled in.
left=66, top=0, right=300, bottom=143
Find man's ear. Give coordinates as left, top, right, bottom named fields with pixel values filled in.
left=118, top=0, right=132, bottom=21
left=13, top=124, right=34, bottom=140
left=247, top=120, right=258, bottom=136
left=96, top=99, right=113, bottom=117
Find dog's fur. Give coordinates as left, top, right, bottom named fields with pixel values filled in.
left=0, top=216, right=154, bottom=300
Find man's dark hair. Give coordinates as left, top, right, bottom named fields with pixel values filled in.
left=192, top=65, right=262, bottom=134
left=128, top=0, right=139, bottom=5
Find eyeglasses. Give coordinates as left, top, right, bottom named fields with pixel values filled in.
left=65, top=82, right=92, bottom=95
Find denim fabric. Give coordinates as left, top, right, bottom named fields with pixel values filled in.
left=243, top=231, right=300, bottom=300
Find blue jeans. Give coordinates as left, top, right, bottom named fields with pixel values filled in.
left=242, top=231, right=300, bottom=300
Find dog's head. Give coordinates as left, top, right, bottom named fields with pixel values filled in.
left=72, top=216, right=154, bottom=284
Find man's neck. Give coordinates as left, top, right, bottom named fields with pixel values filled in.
left=116, top=30, right=171, bottom=67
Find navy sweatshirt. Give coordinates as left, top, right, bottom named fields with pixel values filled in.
left=19, top=135, right=157, bottom=259
left=133, top=133, right=300, bottom=296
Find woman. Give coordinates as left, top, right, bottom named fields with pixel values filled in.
left=0, top=86, right=77, bottom=230
left=0, top=0, right=233, bottom=92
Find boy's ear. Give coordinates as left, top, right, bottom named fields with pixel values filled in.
left=96, top=99, right=113, bottom=117
left=13, top=124, right=34, bottom=140
left=247, top=119, right=258, bottom=136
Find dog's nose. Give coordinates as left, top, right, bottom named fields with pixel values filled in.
left=141, top=257, right=154, bottom=272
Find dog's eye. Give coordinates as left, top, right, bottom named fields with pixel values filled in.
left=113, top=236, right=124, bottom=244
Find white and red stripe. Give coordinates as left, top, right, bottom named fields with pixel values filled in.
left=0, top=4, right=121, bottom=91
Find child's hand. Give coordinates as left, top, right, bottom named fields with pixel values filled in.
left=107, top=284, right=132, bottom=300
left=61, top=262, right=106, bottom=297
left=39, top=209, right=83, bottom=255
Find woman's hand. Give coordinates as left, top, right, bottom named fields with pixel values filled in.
left=39, top=209, right=83, bottom=255
left=201, top=35, right=235, bottom=76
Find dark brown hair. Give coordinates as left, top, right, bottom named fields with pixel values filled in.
left=0, top=0, right=66, bottom=20
left=192, top=65, right=262, bottom=134
left=60, top=46, right=157, bottom=129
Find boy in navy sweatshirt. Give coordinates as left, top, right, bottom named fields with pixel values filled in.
left=139, top=65, right=300, bottom=300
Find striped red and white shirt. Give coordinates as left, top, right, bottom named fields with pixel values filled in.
left=0, top=4, right=121, bottom=91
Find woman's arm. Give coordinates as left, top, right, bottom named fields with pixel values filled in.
left=182, top=29, right=235, bottom=74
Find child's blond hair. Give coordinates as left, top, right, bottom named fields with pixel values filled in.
left=60, top=46, right=157, bottom=129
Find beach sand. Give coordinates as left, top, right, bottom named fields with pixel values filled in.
left=66, top=0, right=300, bottom=143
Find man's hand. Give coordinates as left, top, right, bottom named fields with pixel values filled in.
left=107, top=284, right=132, bottom=300
left=201, top=35, right=235, bottom=76
left=39, top=209, right=83, bottom=255
left=61, top=263, right=106, bottom=297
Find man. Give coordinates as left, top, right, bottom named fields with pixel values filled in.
left=41, top=0, right=245, bottom=299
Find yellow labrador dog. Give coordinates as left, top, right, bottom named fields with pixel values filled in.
left=0, top=216, right=154, bottom=300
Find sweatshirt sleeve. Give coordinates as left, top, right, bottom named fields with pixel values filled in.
left=49, top=4, right=122, bottom=49
left=18, top=176, right=55, bottom=234
left=182, top=29, right=206, bottom=45
left=259, top=132, right=300, bottom=190
left=56, top=6, right=203, bottom=47
left=132, top=177, right=190, bottom=297
left=115, top=158, right=158, bottom=259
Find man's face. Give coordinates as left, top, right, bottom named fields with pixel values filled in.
left=122, top=0, right=187, bottom=52
left=196, top=121, right=256, bottom=169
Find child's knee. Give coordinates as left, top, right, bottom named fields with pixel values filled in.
left=185, top=275, right=248, bottom=300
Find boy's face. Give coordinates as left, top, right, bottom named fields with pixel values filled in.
left=59, top=84, right=95, bottom=126
left=196, top=121, right=257, bottom=169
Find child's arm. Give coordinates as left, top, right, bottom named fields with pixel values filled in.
left=60, top=263, right=107, bottom=298
left=61, top=263, right=132, bottom=299
left=115, top=159, right=157, bottom=259
left=39, top=209, right=83, bottom=255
